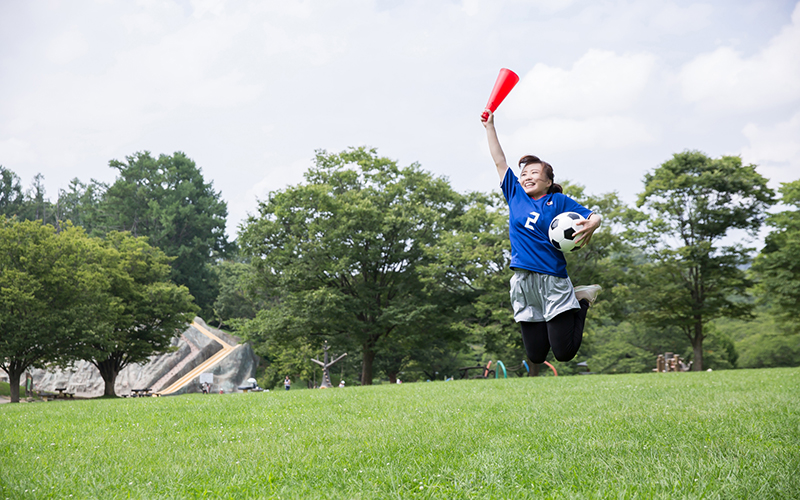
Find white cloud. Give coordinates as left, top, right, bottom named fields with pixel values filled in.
left=0, top=138, right=37, bottom=165
left=191, top=0, right=226, bottom=18
left=232, top=156, right=309, bottom=230
left=504, top=116, right=654, bottom=156
left=649, top=2, right=714, bottom=35
left=121, top=1, right=185, bottom=35
left=499, top=48, right=657, bottom=158
left=24, top=11, right=260, bottom=131
left=0, top=0, right=796, bottom=237
left=45, top=30, right=89, bottom=65
left=678, top=2, right=800, bottom=112
left=507, top=49, right=657, bottom=119
left=260, top=24, right=346, bottom=66
left=741, top=112, right=800, bottom=185
left=461, top=0, right=575, bottom=17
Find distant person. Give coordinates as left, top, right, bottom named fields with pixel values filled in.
left=338, top=380, right=345, bottom=388
left=284, top=376, right=291, bottom=391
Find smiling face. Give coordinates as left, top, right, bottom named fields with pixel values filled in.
left=519, top=162, right=552, bottom=199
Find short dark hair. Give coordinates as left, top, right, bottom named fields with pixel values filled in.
left=518, top=155, right=562, bottom=194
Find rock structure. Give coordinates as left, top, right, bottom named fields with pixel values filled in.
left=30, top=318, right=259, bottom=397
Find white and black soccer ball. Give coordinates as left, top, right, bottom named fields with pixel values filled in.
left=548, top=212, right=585, bottom=252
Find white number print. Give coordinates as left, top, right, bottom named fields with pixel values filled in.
left=524, top=211, right=540, bottom=231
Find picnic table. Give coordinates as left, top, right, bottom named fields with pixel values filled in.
left=54, top=387, right=74, bottom=398
left=131, top=388, right=152, bottom=397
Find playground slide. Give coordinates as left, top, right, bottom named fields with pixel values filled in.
left=157, top=322, right=240, bottom=395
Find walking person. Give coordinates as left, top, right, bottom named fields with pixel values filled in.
left=284, top=376, right=291, bottom=391
left=481, top=110, right=602, bottom=365
left=25, top=372, right=33, bottom=398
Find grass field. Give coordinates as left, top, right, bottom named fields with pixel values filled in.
left=1, top=368, right=798, bottom=499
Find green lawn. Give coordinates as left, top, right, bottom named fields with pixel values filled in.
left=1, top=368, right=798, bottom=499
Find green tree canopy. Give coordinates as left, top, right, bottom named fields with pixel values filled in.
left=0, top=219, right=108, bottom=402
left=0, top=166, right=24, bottom=218
left=76, top=231, right=199, bottom=397
left=751, top=179, right=800, bottom=335
left=420, top=191, right=516, bottom=366
left=100, top=151, right=229, bottom=315
left=210, top=259, right=263, bottom=330
left=17, top=174, right=52, bottom=223
left=632, top=151, right=775, bottom=370
left=53, top=178, right=107, bottom=233
left=239, top=147, right=470, bottom=385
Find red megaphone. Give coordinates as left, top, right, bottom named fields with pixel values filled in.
left=481, top=68, right=520, bottom=120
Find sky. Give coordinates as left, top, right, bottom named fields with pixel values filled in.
left=1, top=0, right=799, bottom=242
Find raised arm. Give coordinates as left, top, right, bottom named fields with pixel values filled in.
left=481, top=111, right=510, bottom=180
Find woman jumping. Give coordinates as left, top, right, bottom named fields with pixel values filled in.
left=481, top=110, right=602, bottom=365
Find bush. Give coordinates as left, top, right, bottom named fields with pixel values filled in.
left=0, top=381, right=25, bottom=398
left=737, top=333, right=800, bottom=368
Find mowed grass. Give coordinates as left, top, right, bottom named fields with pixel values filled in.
left=1, top=368, right=798, bottom=499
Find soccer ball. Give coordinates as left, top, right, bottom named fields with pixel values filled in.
left=548, top=212, right=585, bottom=252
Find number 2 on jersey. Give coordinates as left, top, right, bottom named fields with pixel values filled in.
left=525, top=211, right=540, bottom=231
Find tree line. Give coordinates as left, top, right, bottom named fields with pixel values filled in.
left=1, top=147, right=798, bottom=397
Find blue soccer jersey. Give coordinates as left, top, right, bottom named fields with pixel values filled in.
left=501, top=168, right=592, bottom=278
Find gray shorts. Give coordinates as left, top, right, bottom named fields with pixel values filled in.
left=510, top=269, right=580, bottom=323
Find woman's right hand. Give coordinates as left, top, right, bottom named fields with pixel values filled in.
left=481, top=110, right=494, bottom=128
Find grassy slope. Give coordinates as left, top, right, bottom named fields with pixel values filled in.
left=0, top=368, right=798, bottom=499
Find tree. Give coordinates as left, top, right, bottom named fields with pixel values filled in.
left=100, top=151, right=228, bottom=315
left=53, top=178, right=107, bottom=234
left=716, top=311, right=798, bottom=369
left=0, top=219, right=107, bottom=402
left=209, top=258, right=262, bottom=330
left=736, top=332, right=800, bottom=368
left=420, top=191, right=519, bottom=365
left=633, top=151, right=774, bottom=370
left=239, top=147, right=469, bottom=385
left=19, top=173, right=54, bottom=223
left=751, top=179, right=800, bottom=335
left=0, top=166, right=24, bottom=217
left=77, top=231, right=198, bottom=397
left=240, top=300, right=328, bottom=389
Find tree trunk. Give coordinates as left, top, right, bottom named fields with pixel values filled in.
left=388, top=372, right=397, bottom=384
left=531, top=363, right=540, bottom=377
left=692, top=321, right=704, bottom=371
left=361, top=345, right=375, bottom=386
left=6, top=368, right=22, bottom=403
left=95, top=357, right=122, bottom=397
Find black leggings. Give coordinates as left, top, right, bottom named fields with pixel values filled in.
left=521, top=299, right=589, bottom=363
